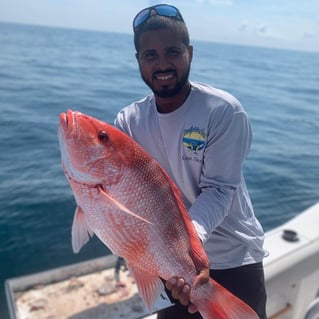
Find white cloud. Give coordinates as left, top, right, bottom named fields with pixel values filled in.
left=238, top=21, right=248, bottom=32
left=257, top=24, right=268, bottom=35
left=238, top=20, right=281, bottom=39
left=303, top=32, right=315, bottom=38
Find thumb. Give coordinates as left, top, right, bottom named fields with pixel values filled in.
left=192, top=267, right=210, bottom=290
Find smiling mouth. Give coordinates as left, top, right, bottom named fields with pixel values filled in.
left=154, top=70, right=176, bottom=81
left=156, top=74, right=174, bottom=80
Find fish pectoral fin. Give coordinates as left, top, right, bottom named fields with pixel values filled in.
left=71, top=206, right=94, bottom=253
left=97, top=185, right=153, bottom=225
left=128, top=265, right=164, bottom=312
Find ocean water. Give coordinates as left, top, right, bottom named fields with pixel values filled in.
left=0, top=22, right=318, bottom=318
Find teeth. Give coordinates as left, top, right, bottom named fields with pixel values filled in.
left=157, top=74, right=173, bottom=80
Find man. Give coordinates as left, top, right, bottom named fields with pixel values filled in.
left=114, top=4, right=267, bottom=319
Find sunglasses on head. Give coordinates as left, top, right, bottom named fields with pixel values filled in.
left=133, top=4, right=184, bottom=31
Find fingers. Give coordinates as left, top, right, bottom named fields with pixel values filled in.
left=188, top=303, right=198, bottom=314
left=166, top=277, right=199, bottom=313
left=166, top=277, right=190, bottom=306
left=165, top=276, right=177, bottom=291
left=165, top=271, right=209, bottom=314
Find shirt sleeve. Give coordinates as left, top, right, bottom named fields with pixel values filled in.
left=114, top=109, right=132, bottom=136
left=189, top=109, right=252, bottom=243
left=114, top=110, right=125, bottom=131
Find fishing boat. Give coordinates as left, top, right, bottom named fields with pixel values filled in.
left=5, top=201, right=319, bottom=319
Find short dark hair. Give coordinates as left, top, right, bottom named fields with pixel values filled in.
left=133, top=15, right=190, bottom=52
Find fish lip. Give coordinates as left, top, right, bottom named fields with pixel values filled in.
left=66, top=110, right=76, bottom=130
left=59, top=110, right=79, bottom=138
left=60, top=112, right=67, bottom=125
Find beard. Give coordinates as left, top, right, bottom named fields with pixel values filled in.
left=141, top=66, right=191, bottom=98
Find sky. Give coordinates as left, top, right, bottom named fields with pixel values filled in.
left=1, top=0, right=319, bottom=52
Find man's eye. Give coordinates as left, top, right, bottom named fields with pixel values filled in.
left=167, top=49, right=181, bottom=56
left=144, top=52, right=156, bottom=59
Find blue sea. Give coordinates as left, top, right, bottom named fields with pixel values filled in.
left=0, top=21, right=318, bottom=318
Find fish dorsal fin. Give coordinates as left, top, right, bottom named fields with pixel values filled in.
left=71, top=206, right=94, bottom=253
left=158, top=166, right=210, bottom=271
left=128, top=264, right=164, bottom=312
left=97, top=185, right=153, bottom=225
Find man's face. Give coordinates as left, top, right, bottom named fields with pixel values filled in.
left=136, top=28, right=193, bottom=98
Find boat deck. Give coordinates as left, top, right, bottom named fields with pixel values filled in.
left=6, top=256, right=159, bottom=319
left=15, top=268, right=142, bottom=319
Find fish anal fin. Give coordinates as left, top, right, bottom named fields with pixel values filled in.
left=128, top=265, right=164, bottom=312
left=71, top=206, right=94, bottom=253
left=192, top=278, right=259, bottom=319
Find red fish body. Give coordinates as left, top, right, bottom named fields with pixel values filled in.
left=58, top=110, right=258, bottom=319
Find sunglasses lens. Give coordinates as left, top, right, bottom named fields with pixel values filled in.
left=133, top=8, right=150, bottom=29
left=155, top=5, right=179, bottom=17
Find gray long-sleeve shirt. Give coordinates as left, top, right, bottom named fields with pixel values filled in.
left=115, top=82, right=266, bottom=269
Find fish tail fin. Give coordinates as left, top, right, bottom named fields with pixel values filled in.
left=192, top=278, right=259, bottom=319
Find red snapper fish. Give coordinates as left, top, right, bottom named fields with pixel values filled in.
left=58, top=110, right=258, bottom=319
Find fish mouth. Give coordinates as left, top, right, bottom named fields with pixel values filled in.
left=59, top=111, right=105, bottom=187
left=60, top=110, right=78, bottom=133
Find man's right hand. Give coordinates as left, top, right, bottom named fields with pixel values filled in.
left=165, top=267, right=210, bottom=314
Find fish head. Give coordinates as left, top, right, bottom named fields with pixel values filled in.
left=58, top=110, right=133, bottom=186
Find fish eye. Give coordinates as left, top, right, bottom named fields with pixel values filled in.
left=98, top=131, right=108, bottom=142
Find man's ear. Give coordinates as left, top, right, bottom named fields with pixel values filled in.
left=188, top=45, right=193, bottom=63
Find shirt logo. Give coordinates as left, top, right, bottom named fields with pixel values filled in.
left=182, top=126, right=206, bottom=154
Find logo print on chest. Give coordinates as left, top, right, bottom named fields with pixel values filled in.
left=182, top=126, right=206, bottom=154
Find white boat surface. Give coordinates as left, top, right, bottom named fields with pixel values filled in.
left=5, top=202, right=319, bottom=319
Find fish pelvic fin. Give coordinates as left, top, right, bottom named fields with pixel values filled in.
left=97, top=185, right=153, bottom=225
left=128, top=265, right=164, bottom=312
left=192, top=278, right=259, bottom=319
left=71, top=206, right=94, bottom=253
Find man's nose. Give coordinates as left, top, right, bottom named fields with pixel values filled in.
left=156, top=54, right=171, bottom=69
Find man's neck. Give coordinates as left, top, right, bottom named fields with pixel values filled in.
left=155, top=82, right=191, bottom=114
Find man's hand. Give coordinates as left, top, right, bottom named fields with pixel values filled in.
left=165, top=268, right=210, bottom=314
